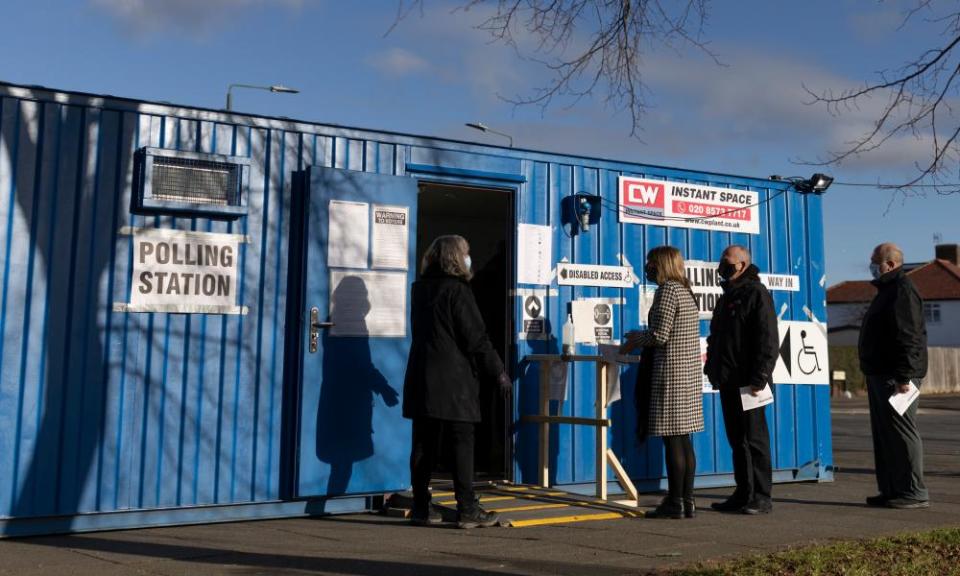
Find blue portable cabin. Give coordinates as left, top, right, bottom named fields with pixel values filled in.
left=0, top=81, right=832, bottom=537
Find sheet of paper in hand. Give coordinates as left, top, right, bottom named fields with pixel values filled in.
left=888, top=380, right=920, bottom=417
left=740, top=384, right=774, bottom=412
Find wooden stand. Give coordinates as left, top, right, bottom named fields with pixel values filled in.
left=521, top=354, right=638, bottom=502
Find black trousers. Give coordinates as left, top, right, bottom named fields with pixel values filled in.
left=719, top=386, right=772, bottom=502
left=866, top=375, right=927, bottom=501
left=410, top=417, right=476, bottom=513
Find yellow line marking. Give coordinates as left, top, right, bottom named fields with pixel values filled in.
left=499, top=486, right=530, bottom=492
left=488, top=503, right=569, bottom=513
left=437, top=495, right=516, bottom=506
left=431, top=491, right=455, bottom=497
left=508, top=512, right=629, bottom=528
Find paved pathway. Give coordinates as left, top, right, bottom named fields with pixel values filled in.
left=1, top=395, right=957, bottom=575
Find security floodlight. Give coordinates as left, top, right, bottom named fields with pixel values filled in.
left=769, top=173, right=834, bottom=195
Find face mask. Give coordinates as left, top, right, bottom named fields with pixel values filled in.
left=464, top=255, right=472, bottom=270
left=869, top=263, right=881, bottom=279
left=644, top=264, right=657, bottom=283
left=717, top=261, right=737, bottom=281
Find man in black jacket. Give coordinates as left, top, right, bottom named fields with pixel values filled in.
left=704, top=245, right=778, bottom=514
left=859, top=242, right=929, bottom=509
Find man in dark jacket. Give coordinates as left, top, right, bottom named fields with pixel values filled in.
left=403, top=235, right=509, bottom=529
left=859, top=242, right=929, bottom=509
left=704, top=245, right=778, bottom=514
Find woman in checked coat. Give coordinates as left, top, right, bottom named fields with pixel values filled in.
left=621, top=245, right=704, bottom=519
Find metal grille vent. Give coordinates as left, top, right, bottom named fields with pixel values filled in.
left=151, top=156, right=240, bottom=207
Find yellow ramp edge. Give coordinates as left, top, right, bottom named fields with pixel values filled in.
left=507, top=511, right=634, bottom=528
left=487, top=502, right=570, bottom=513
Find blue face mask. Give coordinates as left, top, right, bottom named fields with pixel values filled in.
left=869, top=263, right=881, bottom=279
left=464, top=255, right=472, bottom=270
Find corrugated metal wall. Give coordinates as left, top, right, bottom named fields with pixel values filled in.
left=0, top=83, right=831, bottom=533
left=0, top=91, right=298, bottom=521
left=512, top=160, right=832, bottom=487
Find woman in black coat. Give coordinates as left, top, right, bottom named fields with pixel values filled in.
left=403, top=235, right=509, bottom=529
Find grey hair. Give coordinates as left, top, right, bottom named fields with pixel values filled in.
left=725, top=244, right=752, bottom=266
left=874, top=242, right=904, bottom=266
left=421, top=235, right=472, bottom=280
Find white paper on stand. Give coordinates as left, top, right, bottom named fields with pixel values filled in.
left=740, top=384, right=774, bottom=411
left=548, top=361, right=568, bottom=402
left=598, top=344, right=622, bottom=404
left=888, top=381, right=920, bottom=416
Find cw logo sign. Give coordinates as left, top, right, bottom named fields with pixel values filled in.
left=621, top=178, right=665, bottom=209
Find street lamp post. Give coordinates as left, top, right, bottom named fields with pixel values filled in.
left=225, top=83, right=300, bottom=111
left=465, top=121, right=514, bottom=147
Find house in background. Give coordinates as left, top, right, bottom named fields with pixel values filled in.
left=827, top=244, right=960, bottom=347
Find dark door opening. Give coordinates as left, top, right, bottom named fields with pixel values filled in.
left=415, top=182, right=514, bottom=480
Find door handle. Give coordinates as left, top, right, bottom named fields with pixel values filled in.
left=309, top=306, right=334, bottom=353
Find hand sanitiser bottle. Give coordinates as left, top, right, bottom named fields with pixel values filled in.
left=562, top=314, right=575, bottom=356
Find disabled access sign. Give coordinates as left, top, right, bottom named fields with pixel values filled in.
left=772, top=321, right=829, bottom=385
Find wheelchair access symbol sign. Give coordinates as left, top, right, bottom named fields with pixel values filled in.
left=772, top=321, right=829, bottom=385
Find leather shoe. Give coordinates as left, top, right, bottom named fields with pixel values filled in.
left=683, top=498, right=696, bottom=519
left=646, top=497, right=684, bottom=519
left=865, top=494, right=888, bottom=507
left=741, top=498, right=773, bottom=515
left=886, top=497, right=929, bottom=509
left=710, top=498, right=746, bottom=512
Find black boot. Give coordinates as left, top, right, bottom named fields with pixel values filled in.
left=646, top=497, right=683, bottom=519
left=683, top=498, right=696, bottom=519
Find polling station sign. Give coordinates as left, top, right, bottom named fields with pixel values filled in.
left=618, top=176, right=760, bottom=235
left=114, top=227, right=247, bottom=315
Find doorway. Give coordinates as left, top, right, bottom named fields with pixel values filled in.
left=415, top=182, right=514, bottom=479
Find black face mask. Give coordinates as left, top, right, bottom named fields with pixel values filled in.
left=717, top=261, right=737, bottom=281
left=644, top=264, right=658, bottom=283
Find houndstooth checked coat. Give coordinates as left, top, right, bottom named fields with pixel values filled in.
left=632, top=281, right=704, bottom=436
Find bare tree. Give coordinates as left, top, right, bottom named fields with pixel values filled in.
left=393, top=0, right=716, bottom=137
left=807, top=2, right=960, bottom=195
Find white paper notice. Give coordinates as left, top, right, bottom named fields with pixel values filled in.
left=598, top=344, right=625, bottom=404
left=740, top=384, right=774, bottom=412
left=328, top=200, right=369, bottom=269
left=372, top=204, right=409, bottom=270
left=548, top=361, right=568, bottom=402
left=517, top=224, right=553, bottom=285
left=888, top=381, right=920, bottom=416
left=329, top=270, right=407, bottom=337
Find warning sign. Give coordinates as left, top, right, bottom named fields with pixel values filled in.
left=772, top=321, right=829, bottom=385
left=557, top=263, right=634, bottom=288
left=593, top=303, right=613, bottom=342
left=116, top=227, right=246, bottom=315
left=618, top=176, right=760, bottom=235
left=523, top=294, right=545, bottom=336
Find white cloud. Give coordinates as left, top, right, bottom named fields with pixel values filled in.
left=366, top=48, right=431, bottom=77
left=91, top=0, right=306, bottom=37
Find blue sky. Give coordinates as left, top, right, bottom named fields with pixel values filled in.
left=2, top=0, right=958, bottom=282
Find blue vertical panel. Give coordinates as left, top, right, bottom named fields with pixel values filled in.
left=22, top=102, right=66, bottom=516
left=767, top=185, right=795, bottom=471
left=806, top=193, right=832, bottom=470
left=515, top=160, right=551, bottom=484
left=4, top=99, right=39, bottom=516
left=603, top=169, right=632, bottom=480
left=113, top=111, right=145, bottom=511
left=790, top=191, right=816, bottom=470
left=572, top=165, right=599, bottom=484
left=551, top=163, right=574, bottom=485
left=90, top=109, right=125, bottom=513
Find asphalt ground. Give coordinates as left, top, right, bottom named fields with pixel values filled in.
left=1, top=394, right=957, bottom=575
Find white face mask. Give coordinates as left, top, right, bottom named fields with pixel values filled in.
left=464, top=255, right=472, bottom=270
left=869, top=263, right=881, bottom=279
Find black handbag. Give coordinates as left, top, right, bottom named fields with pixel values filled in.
left=634, top=346, right=655, bottom=444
